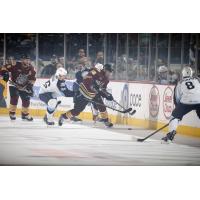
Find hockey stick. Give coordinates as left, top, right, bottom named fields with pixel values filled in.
left=9, top=80, right=32, bottom=94
left=112, top=99, right=136, bottom=115
left=87, top=98, right=133, bottom=114
left=137, top=118, right=175, bottom=142
left=74, top=81, right=135, bottom=115
left=98, top=88, right=136, bottom=115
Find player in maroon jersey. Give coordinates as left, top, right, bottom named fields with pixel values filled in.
left=0, top=55, right=36, bottom=121
left=58, top=63, right=114, bottom=127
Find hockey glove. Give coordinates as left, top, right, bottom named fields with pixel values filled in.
left=103, top=91, right=113, bottom=101
left=2, top=71, right=9, bottom=82
left=26, top=84, right=34, bottom=97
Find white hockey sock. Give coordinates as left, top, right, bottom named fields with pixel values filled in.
left=91, top=104, right=98, bottom=116
left=46, top=111, right=54, bottom=122
left=169, top=118, right=179, bottom=132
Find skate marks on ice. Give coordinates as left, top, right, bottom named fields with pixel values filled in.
left=0, top=117, right=200, bottom=165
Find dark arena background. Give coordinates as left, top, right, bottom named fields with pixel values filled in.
left=0, top=33, right=200, bottom=165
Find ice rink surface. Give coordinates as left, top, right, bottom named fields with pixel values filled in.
left=0, top=116, right=200, bottom=166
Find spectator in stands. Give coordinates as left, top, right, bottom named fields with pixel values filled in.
left=67, top=48, right=86, bottom=70
left=157, top=65, right=169, bottom=84
left=128, top=58, right=137, bottom=81
left=115, top=54, right=128, bottom=80
left=72, top=49, right=86, bottom=63
left=6, top=56, right=16, bottom=66
left=94, top=51, right=104, bottom=65
left=41, top=55, right=58, bottom=78
left=58, top=57, right=65, bottom=68
left=135, top=66, right=147, bottom=81
left=169, top=69, right=179, bottom=85
left=78, top=57, right=91, bottom=70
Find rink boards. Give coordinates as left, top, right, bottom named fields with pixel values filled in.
left=1, top=79, right=200, bottom=137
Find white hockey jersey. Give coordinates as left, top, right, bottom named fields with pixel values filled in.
left=39, top=76, right=74, bottom=98
left=174, top=77, right=200, bottom=105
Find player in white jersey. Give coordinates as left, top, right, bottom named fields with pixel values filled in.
left=39, top=68, right=75, bottom=125
left=162, top=66, right=200, bottom=142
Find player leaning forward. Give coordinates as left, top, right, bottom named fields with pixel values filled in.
left=58, top=63, right=114, bottom=127
left=162, top=66, right=200, bottom=142
left=39, top=67, right=74, bottom=125
left=0, top=55, right=36, bottom=121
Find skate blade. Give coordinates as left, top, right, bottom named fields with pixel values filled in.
left=161, top=140, right=173, bottom=144
left=22, top=119, right=33, bottom=122
left=70, top=120, right=82, bottom=124
left=92, top=122, right=98, bottom=128
left=46, top=124, right=55, bottom=128
left=105, top=125, right=113, bottom=128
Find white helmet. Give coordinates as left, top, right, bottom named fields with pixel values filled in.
left=55, top=67, right=68, bottom=78
left=158, top=65, right=168, bottom=73
left=94, top=63, right=104, bottom=72
left=182, top=66, right=193, bottom=78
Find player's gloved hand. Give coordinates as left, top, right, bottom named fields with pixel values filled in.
left=104, top=92, right=113, bottom=101
left=1, top=71, right=9, bottom=82
left=26, top=84, right=34, bottom=97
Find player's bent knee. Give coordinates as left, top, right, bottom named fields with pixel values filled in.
left=47, top=99, right=57, bottom=112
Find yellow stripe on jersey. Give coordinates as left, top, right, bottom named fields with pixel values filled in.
left=90, top=70, right=97, bottom=75
left=79, top=84, right=96, bottom=100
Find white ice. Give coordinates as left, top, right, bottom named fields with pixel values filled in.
left=0, top=116, right=200, bottom=165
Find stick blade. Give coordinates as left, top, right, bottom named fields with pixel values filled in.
left=122, top=108, right=132, bottom=113
left=130, top=109, right=136, bottom=115
left=137, top=138, right=145, bottom=142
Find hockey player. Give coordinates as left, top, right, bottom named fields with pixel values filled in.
left=72, top=58, right=91, bottom=122
left=74, top=61, right=111, bottom=123
left=73, top=57, right=91, bottom=96
left=90, top=64, right=113, bottom=123
left=162, top=66, right=200, bottom=142
left=0, top=55, right=36, bottom=121
left=58, top=63, right=114, bottom=127
left=39, top=67, right=75, bottom=125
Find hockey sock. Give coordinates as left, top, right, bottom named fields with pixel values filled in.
left=169, top=118, right=179, bottom=132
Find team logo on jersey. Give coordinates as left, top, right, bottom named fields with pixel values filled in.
left=163, top=86, right=174, bottom=119
left=149, top=85, right=160, bottom=118
left=16, top=74, right=28, bottom=85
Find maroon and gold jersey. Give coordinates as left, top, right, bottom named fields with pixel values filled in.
left=2, top=62, right=36, bottom=87
left=79, top=67, right=109, bottom=99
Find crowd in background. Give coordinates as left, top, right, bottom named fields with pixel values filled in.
left=0, top=33, right=200, bottom=85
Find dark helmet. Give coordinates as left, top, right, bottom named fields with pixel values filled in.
left=104, top=64, right=113, bottom=72
left=21, top=54, right=30, bottom=59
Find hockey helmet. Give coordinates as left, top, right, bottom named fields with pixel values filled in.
left=182, top=66, right=193, bottom=78
left=158, top=65, right=168, bottom=73
left=94, top=63, right=104, bottom=72
left=55, top=67, right=68, bottom=79
left=104, top=64, right=113, bottom=72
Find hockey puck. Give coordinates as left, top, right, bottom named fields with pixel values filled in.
left=128, top=128, right=132, bottom=130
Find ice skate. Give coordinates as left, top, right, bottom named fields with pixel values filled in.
left=43, top=114, right=55, bottom=126
left=21, top=114, right=33, bottom=121
left=58, top=114, right=67, bottom=126
left=102, top=118, right=113, bottom=128
left=162, top=131, right=176, bottom=142
left=70, top=116, right=82, bottom=122
left=9, top=113, right=16, bottom=121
